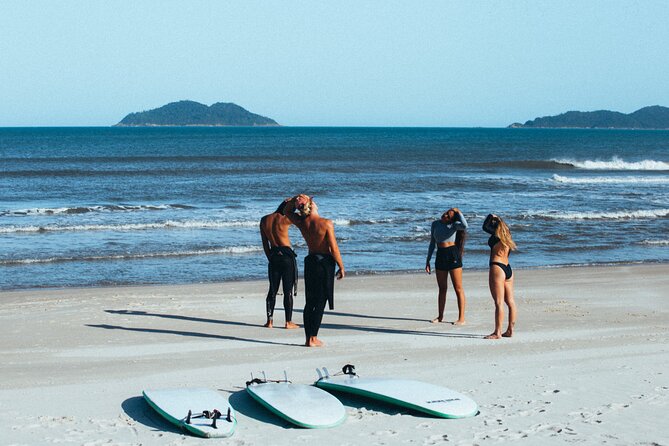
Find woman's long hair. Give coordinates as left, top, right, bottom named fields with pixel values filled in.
left=494, top=218, right=517, bottom=251
left=455, top=230, right=466, bottom=258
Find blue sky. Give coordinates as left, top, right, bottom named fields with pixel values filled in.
left=1, top=1, right=668, bottom=127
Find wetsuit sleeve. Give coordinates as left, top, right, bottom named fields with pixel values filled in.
left=454, top=212, right=468, bottom=230
left=426, top=222, right=436, bottom=264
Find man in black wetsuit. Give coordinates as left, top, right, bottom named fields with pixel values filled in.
left=283, top=195, right=345, bottom=347
left=259, top=200, right=299, bottom=329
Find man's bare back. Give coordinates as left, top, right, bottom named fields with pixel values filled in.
left=259, top=212, right=292, bottom=259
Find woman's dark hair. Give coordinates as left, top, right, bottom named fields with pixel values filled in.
left=455, top=230, right=466, bottom=258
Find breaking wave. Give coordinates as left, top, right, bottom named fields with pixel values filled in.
left=523, top=209, right=669, bottom=220
left=0, top=204, right=194, bottom=217
left=551, top=157, right=669, bottom=171
left=0, top=220, right=258, bottom=234
left=552, top=174, right=669, bottom=184
left=0, top=246, right=262, bottom=266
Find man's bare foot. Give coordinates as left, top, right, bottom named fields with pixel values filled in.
left=263, top=320, right=273, bottom=328
left=431, top=317, right=443, bottom=323
left=484, top=333, right=501, bottom=339
left=502, top=329, right=513, bottom=338
left=453, top=319, right=466, bottom=326
left=305, top=336, right=324, bottom=347
left=285, top=321, right=299, bottom=329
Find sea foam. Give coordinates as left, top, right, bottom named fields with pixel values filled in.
left=525, top=209, right=669, bottom=220
left=0, top=220, right=258, bottom=234
left=0, top=246, right=263, bottom=265
left=0, top=204, right=194, bottom=217
left=552, top=174, right=669, bottom=184
left=551, top=156, right=669, bottom=170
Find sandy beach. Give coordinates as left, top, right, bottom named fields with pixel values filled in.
left=1, top=264, right=667, bottom=445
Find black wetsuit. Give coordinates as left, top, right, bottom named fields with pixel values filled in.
left=266, top=246, right=298, bottom=322
left=303, top=253, right=335, bottom=338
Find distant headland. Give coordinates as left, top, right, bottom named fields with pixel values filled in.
left=115, top=101, right=279, bottom=127
left=509, top=105, right=669, bottom=129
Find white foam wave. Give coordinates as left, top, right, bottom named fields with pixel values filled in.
left=639, top=239, right=669, bottom=246
left=552, top=156, right=669, bottom=171
left=0, top=246, right=262, bottom=265
left=0, top=204, right=193, bottom=217
left=0, top=220, right=258, bottom=234
left=526, top=209, right=669, bottom=220
left=333, top=219, right=351, bottom=226
left=552, top=174, right=669, bottom=184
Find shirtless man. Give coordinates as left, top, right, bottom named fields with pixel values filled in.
left=259, top=200, right=299, bottom=329
left=284, top=195, right=344, bottom=347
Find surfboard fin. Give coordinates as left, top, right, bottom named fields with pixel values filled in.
left=210, top=410, right=220, bottom=429
left=323, top=367, right=330, bottom=378
left=185, top=410, right=192, bottom=424
left=316, top=368, right=323, bottom=380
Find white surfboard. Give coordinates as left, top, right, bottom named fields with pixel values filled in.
left=246, top=377, right=346, bottom=428
left=143, top=388, right=236, bottom=438
left=314, top=366, right=478, bottom=419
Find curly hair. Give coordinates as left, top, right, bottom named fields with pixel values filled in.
left=295, top=194, right=313, bottom=217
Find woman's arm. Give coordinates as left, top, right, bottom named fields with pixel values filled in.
left=426, top=222, right=436, bottom=273
left=452, top=209, right=468, bottom=230
left=326, top=220, right=345, bottom=279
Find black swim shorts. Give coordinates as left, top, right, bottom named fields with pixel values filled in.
left=435, top=245, right=462, bottom=271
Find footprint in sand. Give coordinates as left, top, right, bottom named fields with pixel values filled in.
left=371, top=429, right=399, bottom=437
left=422, top=434, right=449, bottom=445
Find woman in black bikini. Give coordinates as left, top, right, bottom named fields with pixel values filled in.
left=483, top=214, right=517, bottom=339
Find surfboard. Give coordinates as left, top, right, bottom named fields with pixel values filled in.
left=246, top=375, right=346, bottom=428
left=143, top=388, right=236, bottom=438
left=314, top=366, right=478, bottom=419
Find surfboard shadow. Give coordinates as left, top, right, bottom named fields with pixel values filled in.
left=319, top=389, right=475, bottom=419
left=86, top=324, right=297, bottom=347
left=227, top=389, right=293, bottom=429
left=121, top=396, right=184, bottom=435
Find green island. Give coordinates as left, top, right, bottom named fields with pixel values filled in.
left=115, top=100, right=279, bottom=127
left=509, top=105, right=669, bottom=129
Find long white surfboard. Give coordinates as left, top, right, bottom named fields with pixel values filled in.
left=315, top=366, right=478, bottom=419
left=246, top=377, right=346, bottom=428
left=143, top=388, right=236, bottom=438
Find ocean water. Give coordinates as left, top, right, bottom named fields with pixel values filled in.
left=1, top=127, right=667, bottom=290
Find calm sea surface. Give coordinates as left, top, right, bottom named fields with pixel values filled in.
left=1, top=127, right=667, bottom=290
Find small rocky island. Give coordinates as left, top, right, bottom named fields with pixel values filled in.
left=115, top=101, right=279, bottom=127
left=509, top=105, right=669, bottom=129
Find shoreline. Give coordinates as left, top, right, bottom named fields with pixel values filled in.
left=2, top=259, right=667, bottom=294
left=1, top=263, right=667, bottom=445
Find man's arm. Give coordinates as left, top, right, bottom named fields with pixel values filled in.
left=282, top=197, right=303, bottom=227
left=325, top=220, right=345, bottom=279
left=259, top=218, right=271, bottom=260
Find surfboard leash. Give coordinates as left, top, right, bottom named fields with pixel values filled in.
left=316, top=364, right=357, bottom=381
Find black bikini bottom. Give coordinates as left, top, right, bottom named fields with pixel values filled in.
left=490, top=262, right=512, bottom=280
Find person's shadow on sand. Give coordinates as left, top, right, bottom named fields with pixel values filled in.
left=102, top=309, right=484, bottom=340
left=87, top=323, right=297, bottom=347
